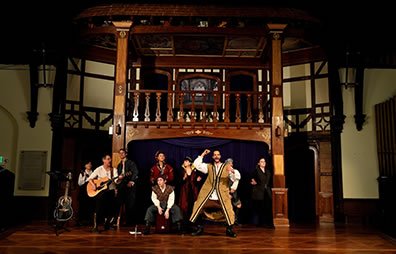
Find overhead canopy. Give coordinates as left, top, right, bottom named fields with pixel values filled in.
left=72, top=3, right=323, bottom=65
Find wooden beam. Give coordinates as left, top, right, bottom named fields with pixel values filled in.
left=112, top=21, right=132, bottom=167
left=267, top=23, right=290, bottom=228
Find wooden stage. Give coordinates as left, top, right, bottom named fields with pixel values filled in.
left=0, top=223, right=395, bottom=254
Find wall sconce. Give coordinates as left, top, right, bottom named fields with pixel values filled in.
left=338, top=50, right=358, bottom=89
left=275, top=126, right=282, bottom=137
left=115, top=124, right=122, bottom=135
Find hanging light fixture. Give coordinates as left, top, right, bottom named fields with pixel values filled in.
left=35, top=43, right=55, bottom=88
left=338, top=50, right=357, bottom=89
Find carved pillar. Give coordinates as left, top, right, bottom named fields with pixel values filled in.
left=48, top=48, right=68, bottom=219
left=267, top=24, right=289, bottom=227
left=112, top=21, right=132, bottom=167
left=27, top=63, right=39, bottom=128
left=327, top=53, right=345, bottom=222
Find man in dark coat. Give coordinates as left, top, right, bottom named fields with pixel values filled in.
left=251, top=157, right=274, bottom=228
left=116, top=148, right=139, bottom=226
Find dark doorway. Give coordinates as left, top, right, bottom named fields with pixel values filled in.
left=285, top=140, right=316, bottom=223
left=141, top=72, right=169, bottom=121
left=229, top=74, right=253, bottom=122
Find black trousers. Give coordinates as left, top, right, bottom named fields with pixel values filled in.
left=253, top=196, right=273, bottom=226
left=116, top=186, right=136, bottom=225
left=95, top=189, right=117, bottom=225
left=78, top=183, right=95, bottom=223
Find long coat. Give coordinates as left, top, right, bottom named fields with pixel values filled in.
left=189, top=162, right=235, bottom=226
left=251, top=167, right=272, bottom=201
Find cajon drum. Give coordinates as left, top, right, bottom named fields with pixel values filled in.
left=156, top=213, right=170, bottom=233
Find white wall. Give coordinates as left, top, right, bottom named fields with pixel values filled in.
left=341, top=69, right=396, bottom=198
left=0, top=65, right=53, bottom=196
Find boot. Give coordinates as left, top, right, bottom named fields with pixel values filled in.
left=191, top=225, right=204, bottom=236
left=226, top=225, right=237, bottom=237
left=143, top=221, right=151, bottom=235
left=176, top=221, right=183, bottom=235
left=92, top=213, right=99, bottom=233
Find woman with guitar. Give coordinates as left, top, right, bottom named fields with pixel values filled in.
left=88, top=154, right=121, bottom=233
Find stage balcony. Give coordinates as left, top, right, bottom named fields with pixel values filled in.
left=124, top=89, right=273, bottom=146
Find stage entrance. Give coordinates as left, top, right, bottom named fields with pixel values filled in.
left=285, top=141, right=316, bottom=223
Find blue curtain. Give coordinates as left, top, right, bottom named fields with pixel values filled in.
left=128, top=137, right=270, bottom=224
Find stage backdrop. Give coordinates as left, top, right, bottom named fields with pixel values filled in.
left=128, top=137, right=270, bottom=224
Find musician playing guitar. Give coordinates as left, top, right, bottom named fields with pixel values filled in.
left=88, top=154, right=122, bottom=233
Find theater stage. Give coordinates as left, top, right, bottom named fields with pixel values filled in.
left=0, top=223, right=395, bottom=253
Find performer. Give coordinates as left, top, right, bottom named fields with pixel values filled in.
left=190, top=149, right=238, bottom=237
left=77, top=160, right=95, bottom=225
left=143, top=174, right=183, bottom=235
left=116, top=148, right=139, bottom=226
left=150, top=151, right=174, bottom=185
left=88, top=155, right=119, bottom=233
left=178, top=156, right=201, bottom=231
left=224, top=158, right=242, bottom=225
left=251, top=157, right=274, bottom=228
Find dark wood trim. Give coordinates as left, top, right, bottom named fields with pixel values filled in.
left=75, top=4, right=320, bottom=22
left=343, top=198, right=378, bottom=224
left=27, top=63, right=39, bottom=128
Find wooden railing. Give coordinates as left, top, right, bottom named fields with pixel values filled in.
left=127, top=90, right=271, bottom=127
left=284, top=102, right=331, bottom=133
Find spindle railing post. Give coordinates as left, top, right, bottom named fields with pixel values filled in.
left=155, top=92, right=162, bottom=122
left=132, top=92, right=139, bottom=122
left=247, top=93, right=252, bottom=123
left=224, top=93, right=230, bottom=123
left=144, top=92, right=150, bottom=122
left=178, top=92, right=184, bottom=122
left=167, top=92, right=173, bottom=122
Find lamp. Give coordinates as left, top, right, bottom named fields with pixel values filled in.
left=37, top=47, right=55, bottom=88
left=338, top=50, right=358, bottom=89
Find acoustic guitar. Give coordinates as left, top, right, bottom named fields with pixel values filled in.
left=87, top=171, right=132, bottom=198
left=54, top=172, right=73, bottom=221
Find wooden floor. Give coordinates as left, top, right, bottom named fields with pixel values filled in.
left=0, top=222, right=395, bottom=254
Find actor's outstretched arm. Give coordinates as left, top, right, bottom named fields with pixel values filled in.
left=194, top=149, right=210, bottom=174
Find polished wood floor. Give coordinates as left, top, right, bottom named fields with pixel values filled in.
left=0, top=222, right=395, bottom=254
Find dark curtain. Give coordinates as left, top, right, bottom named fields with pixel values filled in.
left=128, top=137, right=270, bottom=224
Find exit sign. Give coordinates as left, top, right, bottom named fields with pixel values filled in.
left=0, top=156, right=3, bottom=163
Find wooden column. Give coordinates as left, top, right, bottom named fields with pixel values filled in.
left=112, top=21, right=132, bottom=167
left=267, top=24, right=289, bottom=227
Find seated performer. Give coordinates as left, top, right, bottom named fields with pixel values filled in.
left=178, top=156, right=201, bottom=232
left=77, top=160, right=95, bottom=225
left=150, top=151, right=174, bottom=185
left=88, top=155, right=120, bottom=233
left=224, top=158, right=242, bottom=225
left=143, top=174, right=183, bottom=235
left=190, top=149, right=238, bottom=237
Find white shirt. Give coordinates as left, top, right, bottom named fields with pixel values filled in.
left=151, top=185, right=175, bottom=209
left=194, top=156, right=237, bottom=200
left=78, top=169, right=92, bottom=186
left=88, top=165, right=118, bottom=190
left=230, top=169, right=241, bottom=191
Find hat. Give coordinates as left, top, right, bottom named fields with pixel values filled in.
left=184, top=156, right=193, bottom=163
